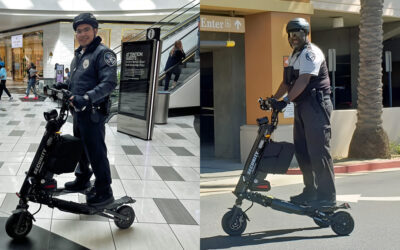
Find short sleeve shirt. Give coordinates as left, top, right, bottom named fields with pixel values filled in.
left=288, top=43, right=325, bottom=76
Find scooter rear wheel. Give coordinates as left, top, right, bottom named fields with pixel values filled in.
left=331, top=211, right=354, bottom=236
left=114, top=205, right=135, bottom=229
left=221, top=210, right=247, bottom=236
left=5, top=212, right=33, bottom=240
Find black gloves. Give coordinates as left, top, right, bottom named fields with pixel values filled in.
left=71, top=95, right=90, bottom=111
left=54, top=82, right=68, bottom=90
left=270, top=98, right=287, bottom=112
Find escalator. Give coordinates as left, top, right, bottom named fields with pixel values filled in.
left=107, top=0, right=200, bottom=121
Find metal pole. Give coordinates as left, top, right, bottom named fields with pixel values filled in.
left=332, top=71, right=336, bottom=109
left=388, top=71, right=392, bottom=107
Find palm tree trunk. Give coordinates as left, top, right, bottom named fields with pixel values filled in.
left=348, top=0, right=390, bottom=159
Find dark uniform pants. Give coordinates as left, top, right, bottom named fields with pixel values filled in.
left=73, top=110, right=111, bottom=193
left=293, top=90, right=336, bottom=200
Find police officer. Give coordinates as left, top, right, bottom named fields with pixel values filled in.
left=60, top=13, right=117, bottom=206
left=271, top=18, right=336, bottom=207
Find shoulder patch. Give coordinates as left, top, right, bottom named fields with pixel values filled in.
left=305, top=51, right=315, bottom=62
left=104, top=52, right=117, bottom=67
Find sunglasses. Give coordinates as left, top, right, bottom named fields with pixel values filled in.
left=288, top=30, right=305, bottom=38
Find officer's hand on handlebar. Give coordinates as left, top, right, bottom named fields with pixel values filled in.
left=69, top=95, right=90, bottom=112
left=269, top=98, right=287, bottom=112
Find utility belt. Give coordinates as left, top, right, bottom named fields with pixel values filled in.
left=70, top=97, right=111, bottom=116
left=293, top=87, right=330, bottom=104
left=92, top=97, right=111, bottom=116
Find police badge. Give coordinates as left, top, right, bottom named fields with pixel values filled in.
left=82, top=59, right=90, bottom=69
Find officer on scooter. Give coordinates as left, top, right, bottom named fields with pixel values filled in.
left=271, top=18, right=336, bottom=208
left=57, top=13, right=117, bottom=206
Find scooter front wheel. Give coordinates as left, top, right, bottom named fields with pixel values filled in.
left=221, top=210, right=247, bottom=236
left=331, top=211, right=354, bottom=236
left=114, top=205, right=135, bottom=229
left=5, top=212, right=33, bottom=240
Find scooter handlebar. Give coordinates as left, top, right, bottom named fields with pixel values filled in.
left=258, top=97, right=272, bottom=111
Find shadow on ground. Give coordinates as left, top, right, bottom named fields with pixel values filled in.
left=200, top=227, right=338, bottom=249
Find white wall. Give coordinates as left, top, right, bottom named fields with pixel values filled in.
left=240, top=107, right=400, bottom=163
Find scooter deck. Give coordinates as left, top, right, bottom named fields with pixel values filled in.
left=94, top=196, right=136, bottom=210
left=302, top=203, right=351, bottom=213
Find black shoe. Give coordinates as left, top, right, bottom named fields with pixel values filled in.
left=307, top=199, right=337, bottom=209
left=86, top=187, right=114, bottom=207
left=64, top=172, right=92, bottom=191
left=290, top=189, right=317, bottom=205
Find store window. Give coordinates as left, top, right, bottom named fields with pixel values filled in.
left=23, top=31, right=43, bottom=79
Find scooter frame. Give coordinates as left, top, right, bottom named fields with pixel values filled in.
left=5, top=88, right=136, bottom=240
left=221, top=98, right=354, bottom=236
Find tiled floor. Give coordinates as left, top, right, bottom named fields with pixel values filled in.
left=0, top=95, right=199, bottom=250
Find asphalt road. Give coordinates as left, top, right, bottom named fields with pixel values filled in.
left=200, top=169, right=400, bottom=250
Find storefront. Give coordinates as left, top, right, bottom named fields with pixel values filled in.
left=0, top=31, right=43, bottom=82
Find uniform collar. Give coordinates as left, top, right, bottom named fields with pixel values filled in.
left=75, top=36, right=102, bottom=56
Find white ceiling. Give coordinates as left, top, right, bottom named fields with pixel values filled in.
left=0, top=10, right=181, bottom=33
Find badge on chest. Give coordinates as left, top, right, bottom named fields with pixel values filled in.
left=82, top=59, right=90, bottom=69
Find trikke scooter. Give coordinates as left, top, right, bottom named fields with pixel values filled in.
left=221, top=97, right=354, bottom=236
left=5, top=87, right=135, bottom=240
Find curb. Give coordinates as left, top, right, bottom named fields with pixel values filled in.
left=286, top=160, right=400, bottom=175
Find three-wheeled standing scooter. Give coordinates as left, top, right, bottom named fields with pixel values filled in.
left=5, top=87, right=136, bottom=240
left=221, top=97, right=354, bottom=236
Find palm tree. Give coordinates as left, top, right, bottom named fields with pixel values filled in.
left=349, top=0, right=390, bottom=159
left=348, top=0, right=390, bottom=159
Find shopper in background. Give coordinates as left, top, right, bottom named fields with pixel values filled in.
left=24, top=62, right=39, bottom=100
left=164, top=40, right=186, bottom=91
left=0, top=61, right=13, bottom=101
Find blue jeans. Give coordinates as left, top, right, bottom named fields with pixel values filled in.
left=26, top=79, right=37, bottom=96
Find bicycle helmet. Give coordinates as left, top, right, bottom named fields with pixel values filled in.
left=73, top=13, right=98, bottom=31
left=286, top=18, right=310, bottom=35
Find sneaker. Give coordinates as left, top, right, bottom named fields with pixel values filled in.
left=9, top=96, right=13, bottom=101
left=86, top=187, right=114, bottom=207
left=24, top=96, right=29, bottom=99
left=290, top=189, right=317, bottom=205
left=33, top=96, right=39, bottom=100
left=64, top=172, right=93, bottom=192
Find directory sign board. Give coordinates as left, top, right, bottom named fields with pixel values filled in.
left=118, top=38, right=162, bottom=140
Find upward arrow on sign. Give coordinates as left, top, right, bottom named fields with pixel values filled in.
left=234, top=20, right=242, bottom=30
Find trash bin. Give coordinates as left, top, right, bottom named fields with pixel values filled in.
left=154, top=91, right=170, bottom=124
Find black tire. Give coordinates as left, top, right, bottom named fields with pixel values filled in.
left=114, top=205, right=135, bottom=229
left=5, top=212, right=33, bottom=240
left=313, top=217, right=330, bottom=228
left=331, top=211, right=354, bottom=236
left=221, top=210, right=247, bottom=236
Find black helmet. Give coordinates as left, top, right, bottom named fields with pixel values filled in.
left=286, top=18, right=310, bottom=35
left=73, top=13, right=98, bottom=31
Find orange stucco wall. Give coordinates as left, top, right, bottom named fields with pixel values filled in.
left=245, top=12, right=310, bottom=125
